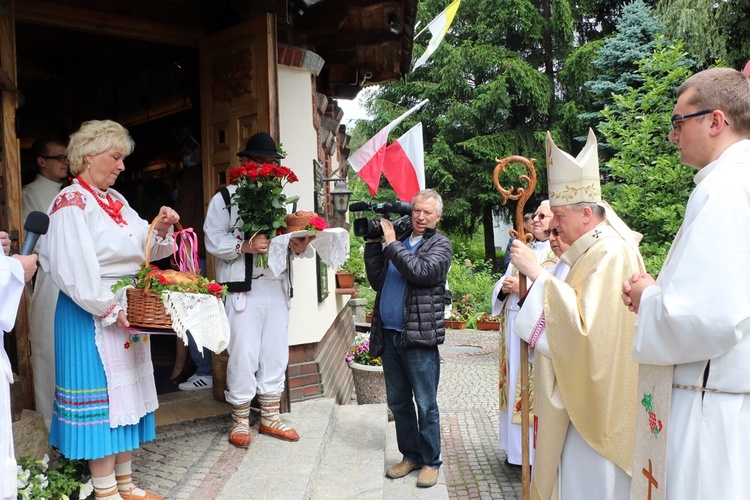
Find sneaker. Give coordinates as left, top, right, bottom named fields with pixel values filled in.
left=178, top=374, right=213, bottom=391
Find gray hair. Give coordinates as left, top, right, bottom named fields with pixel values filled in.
left=413, top=189, right=443, bottom=215
left=67, top=120, right=135, bottom=176
left=568, top=202, right=605, bottom=218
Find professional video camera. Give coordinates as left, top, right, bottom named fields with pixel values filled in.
left=350, top=200, right=413, bottom=239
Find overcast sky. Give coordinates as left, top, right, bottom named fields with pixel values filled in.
left=337, top=89, right=373, bottom=125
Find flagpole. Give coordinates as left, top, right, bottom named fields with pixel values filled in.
left=493, top=155, right=537, bottom=500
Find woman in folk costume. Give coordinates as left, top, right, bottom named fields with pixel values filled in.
left=39, top=120, right=180, bottom=500
left=0, top=234, right=37, bottom=499
left=492, top=201, right=555, bottom=467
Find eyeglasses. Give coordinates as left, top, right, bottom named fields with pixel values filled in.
left=670, top=109, right=730, bottom=133
left=532, top=212, right=548, bottom=221
left=543, top=228, right=559, bottom=237
left=41, top=155, right=69, bottom=163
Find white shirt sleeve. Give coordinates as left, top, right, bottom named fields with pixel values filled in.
left=0, top=256, right=24, bottom=332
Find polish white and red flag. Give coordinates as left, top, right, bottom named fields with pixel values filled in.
left=348, top=99, right=428, bottom=195
left=383, top=122, right=425, bottom=201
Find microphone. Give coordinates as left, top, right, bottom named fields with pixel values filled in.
left=349, top=201, right=371, bottom=212
left=20, top=211, right=50, bottom=255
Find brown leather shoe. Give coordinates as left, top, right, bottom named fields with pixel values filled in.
left=259, top=423, right=300, bottom=442
left=229, top=421, right=252, bottom=448
left=385, top=460, right=422, bottom=479
left=416, top=466, right=439, bottom=488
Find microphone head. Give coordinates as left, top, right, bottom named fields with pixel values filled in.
left=24, top=211, right=50, bottom=235
left=349, top=201, right=371, bottom=212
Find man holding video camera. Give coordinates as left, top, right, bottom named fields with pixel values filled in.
left=364, top=188, right=452, bottom=489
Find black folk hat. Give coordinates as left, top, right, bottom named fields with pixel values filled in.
left=236, top=132, right=285, bottom=159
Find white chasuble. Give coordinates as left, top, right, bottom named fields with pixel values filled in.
left=515, top=222, right=644, bottom=499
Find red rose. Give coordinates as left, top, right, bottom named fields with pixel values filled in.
left=228, top=166, right=246, bottom=184
left=307, top=216, right=328, bottom=231
left=246, top=169, right=259, bottom=181
left=259, top=164, right=275, bottom=177
left=274, top=166, right=292, bottom=178
left=287, top=171, right=299, bottom=182
left=157, top=275, right=168, bottom=285
left=208, top=283, right=223, bottom=295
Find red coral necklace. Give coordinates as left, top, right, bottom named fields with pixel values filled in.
left=75, top=175, right=127, bottom=226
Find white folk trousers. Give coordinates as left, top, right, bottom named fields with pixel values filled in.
left=224, top=279, right=290, bottom=406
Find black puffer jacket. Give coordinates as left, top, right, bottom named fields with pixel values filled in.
left=364, top=227, right=453, bottom=357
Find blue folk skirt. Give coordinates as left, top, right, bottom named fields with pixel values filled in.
left=49, top=293, right=155, bottom=460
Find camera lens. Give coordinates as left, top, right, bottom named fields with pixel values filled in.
left=353, top=218, right=384, bottom=239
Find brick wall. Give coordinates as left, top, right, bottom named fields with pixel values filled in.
left=287, top=305, right=355, bottom=404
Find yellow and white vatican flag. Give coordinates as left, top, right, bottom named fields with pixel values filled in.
left=412, top=0, right=461, bottom=71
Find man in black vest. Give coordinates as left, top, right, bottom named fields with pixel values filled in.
left=204, top=132, right=313, bottom=448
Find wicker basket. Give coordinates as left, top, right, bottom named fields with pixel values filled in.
left=126, top=217, right=189, bottom=330
left=126, top=287, right=173, bottom=329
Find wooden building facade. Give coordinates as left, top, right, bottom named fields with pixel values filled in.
left=0, top=0, right=417, bottom=420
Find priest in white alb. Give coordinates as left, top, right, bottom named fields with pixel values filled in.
left=510, top=129, right=644, bottom=499
left=492, top=201, right=554, bottom=467
left=623, top=67, right=750, bottom=500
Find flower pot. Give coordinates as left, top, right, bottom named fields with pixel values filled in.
left=336, top=272, right=355, bottom=288
left=348, top=361, right=387, bottom=405
left=365, top=314, right=373, bottom=323
left=445, top=319, right=467, bottom=329
left=476, top=320, right=501, bottom=331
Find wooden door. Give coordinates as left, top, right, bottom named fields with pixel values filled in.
left=0, top=0, right=35, bottom=417
left=199, top=13, right=278, bottom=400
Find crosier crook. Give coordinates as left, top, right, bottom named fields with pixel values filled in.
left=493, top=155, right=537, bottom=500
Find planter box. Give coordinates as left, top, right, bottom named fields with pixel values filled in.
left=335, top=272, right=355, bottom=288
left=476, top=320, right=501, bottom=331
left=445, top=320, right=467, bottom=329
left=348, top=361, right=387, bottom=405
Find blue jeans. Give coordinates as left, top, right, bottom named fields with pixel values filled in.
left=186, top=330, right=212, bottom=377
left=381, top=329, right=442, bottom=468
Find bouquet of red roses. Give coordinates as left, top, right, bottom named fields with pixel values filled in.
left=227, top=161, right=301, bottom=267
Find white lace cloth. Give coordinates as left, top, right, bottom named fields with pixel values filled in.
left=267, top=228, right=349, bottom=277
left=162, top=291, right=231, bottom=354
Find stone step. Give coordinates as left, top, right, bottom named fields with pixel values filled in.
left=383, top=412, right=450, bottom=499
left=310, top=403, right=388, bottom=499
left=217, top=397, right=338, bottom=499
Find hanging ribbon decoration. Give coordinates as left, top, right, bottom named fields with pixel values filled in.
left=493, top=155, right=537, bottom=500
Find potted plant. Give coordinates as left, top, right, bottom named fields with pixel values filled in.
left=335, top=269, right=356, bottom=288
left=17, top=454, right=92, bottom=500
left=476, top=313, right=501, bottom=331
left=337, top=242, right=365, bottom=289
left=445, top=308, right=467, bottom=330
left=345, top=332, right=387, bottom=405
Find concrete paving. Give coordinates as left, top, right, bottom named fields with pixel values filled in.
left=132, top=328, right=522, bottom=499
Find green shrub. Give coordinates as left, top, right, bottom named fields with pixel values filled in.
left=447, top=254, right=501, bottom=328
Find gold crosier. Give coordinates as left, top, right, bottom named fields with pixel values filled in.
left=493, top=155, right=537, bottom=500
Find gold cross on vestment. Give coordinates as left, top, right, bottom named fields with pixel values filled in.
left=642, top=459, right=659, bottom=500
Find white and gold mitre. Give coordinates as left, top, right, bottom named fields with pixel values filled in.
left=546, top=128, right=601, bottom=206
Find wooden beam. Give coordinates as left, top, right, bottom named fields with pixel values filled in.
left=15, top=0, right=208, bottom=47
left=0, top=67, right=18, bottom=92
left=1, top=0, right=35, bottom=415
